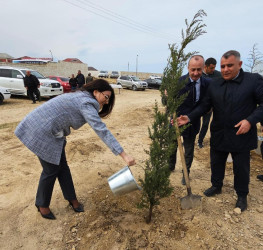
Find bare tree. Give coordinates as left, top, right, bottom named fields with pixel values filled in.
left=245, top=43, right=263, bottom=73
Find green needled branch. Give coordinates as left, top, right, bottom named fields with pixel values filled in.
left=138, top=9, right=207, bottom=223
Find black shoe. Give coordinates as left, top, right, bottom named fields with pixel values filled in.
left=197, top=142, right=204, bottom=148
left=36, top=205, right=56, bottom=220
left=203, top=186, right=222, bottom=197
left=235, top=196, right=247, bottom=212
left=181, top=176, right=186, bottom=185
left=69, top=201, right=84, bottom=213
left=257, top=175, right=263, bottom=181
left=32, top=102, right=36, bottom=104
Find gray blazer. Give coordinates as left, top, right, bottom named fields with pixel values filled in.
left=15, top=91, right=123, bottom=165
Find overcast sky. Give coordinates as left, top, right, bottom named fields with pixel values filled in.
left=1, top=0, right=263, bottom=74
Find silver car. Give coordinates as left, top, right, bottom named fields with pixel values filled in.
left=110, top=71, right=119, bottom=79
left=117, top=75, right=147, bottom=91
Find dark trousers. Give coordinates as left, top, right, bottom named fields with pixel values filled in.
left=169, top=135, right=196, bottom=172
left=35, top=142, right=77, bottom=207
left=28, top=87, right=40, bottom=103
left=198, top=112, right=212, bottom=144
left=210, top=148, right=250, bottom=197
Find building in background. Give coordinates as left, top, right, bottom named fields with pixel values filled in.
left=63, top=58, right=83, bottom=63
left=0, top=53, right=14, bottom=63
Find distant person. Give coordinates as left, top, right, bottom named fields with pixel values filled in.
left=69, top=74, right=78, bottom=91
left=197, top=57, right=221, bottom=148
left=86, top=73, right=93, bottom=84
left=177, top=50, right=263, bottom=212
left=202, top=57, right=221, bottom=78
left=76, top=70, right=85, bottom=89
left=23, top=70, right=40, bottom=104
left=15, top=79, right=136, bottom=220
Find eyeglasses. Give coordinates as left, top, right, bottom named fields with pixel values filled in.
left=101, top=92, right=110, bottom=101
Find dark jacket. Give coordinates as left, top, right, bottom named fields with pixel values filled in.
left=23, top=74, right=40, bottom=88
left=202, top=70, right=221, bottom=79
left=76, top=73, right=85, bottom=87
left=188, top=69, right=263, bottom=152
left=177, top=74, right=210, bottom=137
left=69, top=77, right=78, bottom=87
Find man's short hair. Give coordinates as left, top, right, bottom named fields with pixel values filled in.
left=222, top=50, right=241, bottom=60
left=205, top=57, right=217, bottom=66
left=188, top=55, right=205, bottom=66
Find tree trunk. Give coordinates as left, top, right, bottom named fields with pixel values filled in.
left=146, top=203, right=153, bottom=223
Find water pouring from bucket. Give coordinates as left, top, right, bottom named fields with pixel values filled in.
left=108, top=166, right=141, bottom=196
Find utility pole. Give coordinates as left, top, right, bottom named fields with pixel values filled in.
left=128, top=62, right=129, bottom=73
left=49, top=50, right=53, bottom=61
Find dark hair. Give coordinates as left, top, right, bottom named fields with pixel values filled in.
left=222, top=50, right=241, bottom=59
left=82, top=79, right=115, bottom=118
left=205, top=57, right=217, bottom=66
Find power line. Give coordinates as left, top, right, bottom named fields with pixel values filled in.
left=77, top=0, right=175, bottom=39
left=63, top=0, right=174, bottom=41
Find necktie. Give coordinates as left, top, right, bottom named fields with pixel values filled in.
left=192, top=81, right=197, bottom=103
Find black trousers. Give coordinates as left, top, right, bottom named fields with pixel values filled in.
left=210, top=148, right=250, bottom=197
left=28, top=87, right=40, bottom=102
left=198, top=112, right=212, bottom=144
left=35, top=142, right=77, bottom=207
left=169, top=135, right=196, bottom=172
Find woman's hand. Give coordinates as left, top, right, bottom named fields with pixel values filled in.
left=120, top=151, right=136, bottom=166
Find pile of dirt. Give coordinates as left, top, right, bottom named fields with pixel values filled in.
left=0, top=90, right=263, bottom=250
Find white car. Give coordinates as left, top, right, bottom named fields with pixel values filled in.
left=0, top=87, right=11, bottom=104
left=0, top=66, right=63, bottom=97
left=98, top=70, right=109, bottom=78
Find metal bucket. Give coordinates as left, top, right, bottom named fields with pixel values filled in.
left=108, top=166, right=141, bottom=196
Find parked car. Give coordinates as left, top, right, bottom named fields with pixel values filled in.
left=110, top=71, right=119, bottom=79
left=149, top=75, right=162, bottom=80
left=117, top=75, right=147, bottom=91
left=0, top=66, right=63, bottom=97
left=144, top=78, right=162, bottom=89
left=98, top=70, right=109, bottom=78
left=0, top=87, right=11, bottom=105
left=48, top=76, right=71, bottom=93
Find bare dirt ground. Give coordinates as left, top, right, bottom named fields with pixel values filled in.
left=1, top=85, right=263, bottom=250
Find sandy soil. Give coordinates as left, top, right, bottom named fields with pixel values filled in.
left=1, top=85, right=263, bottom=250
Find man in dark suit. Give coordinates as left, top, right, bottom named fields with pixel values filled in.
left=76, top=70, right=85, bottom=88
left=257, top=123, right=263, bottom=181
left=169, top=55, right=210, bottom=185
left=23, top=70, right=40, bottom=104
left=198, top=57, right=221, bottom=148
left=177, top=50, right=263, bottom=211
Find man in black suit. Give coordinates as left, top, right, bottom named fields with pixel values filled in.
left=177, top=50, right=263, bottom=211
left=169, top=55, right=210, bottom=185
left=23, top=70, right=40, bottom=104
left=76, top=70, right=85, bottom=89
left=197, top=57, right=221, bottom=148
